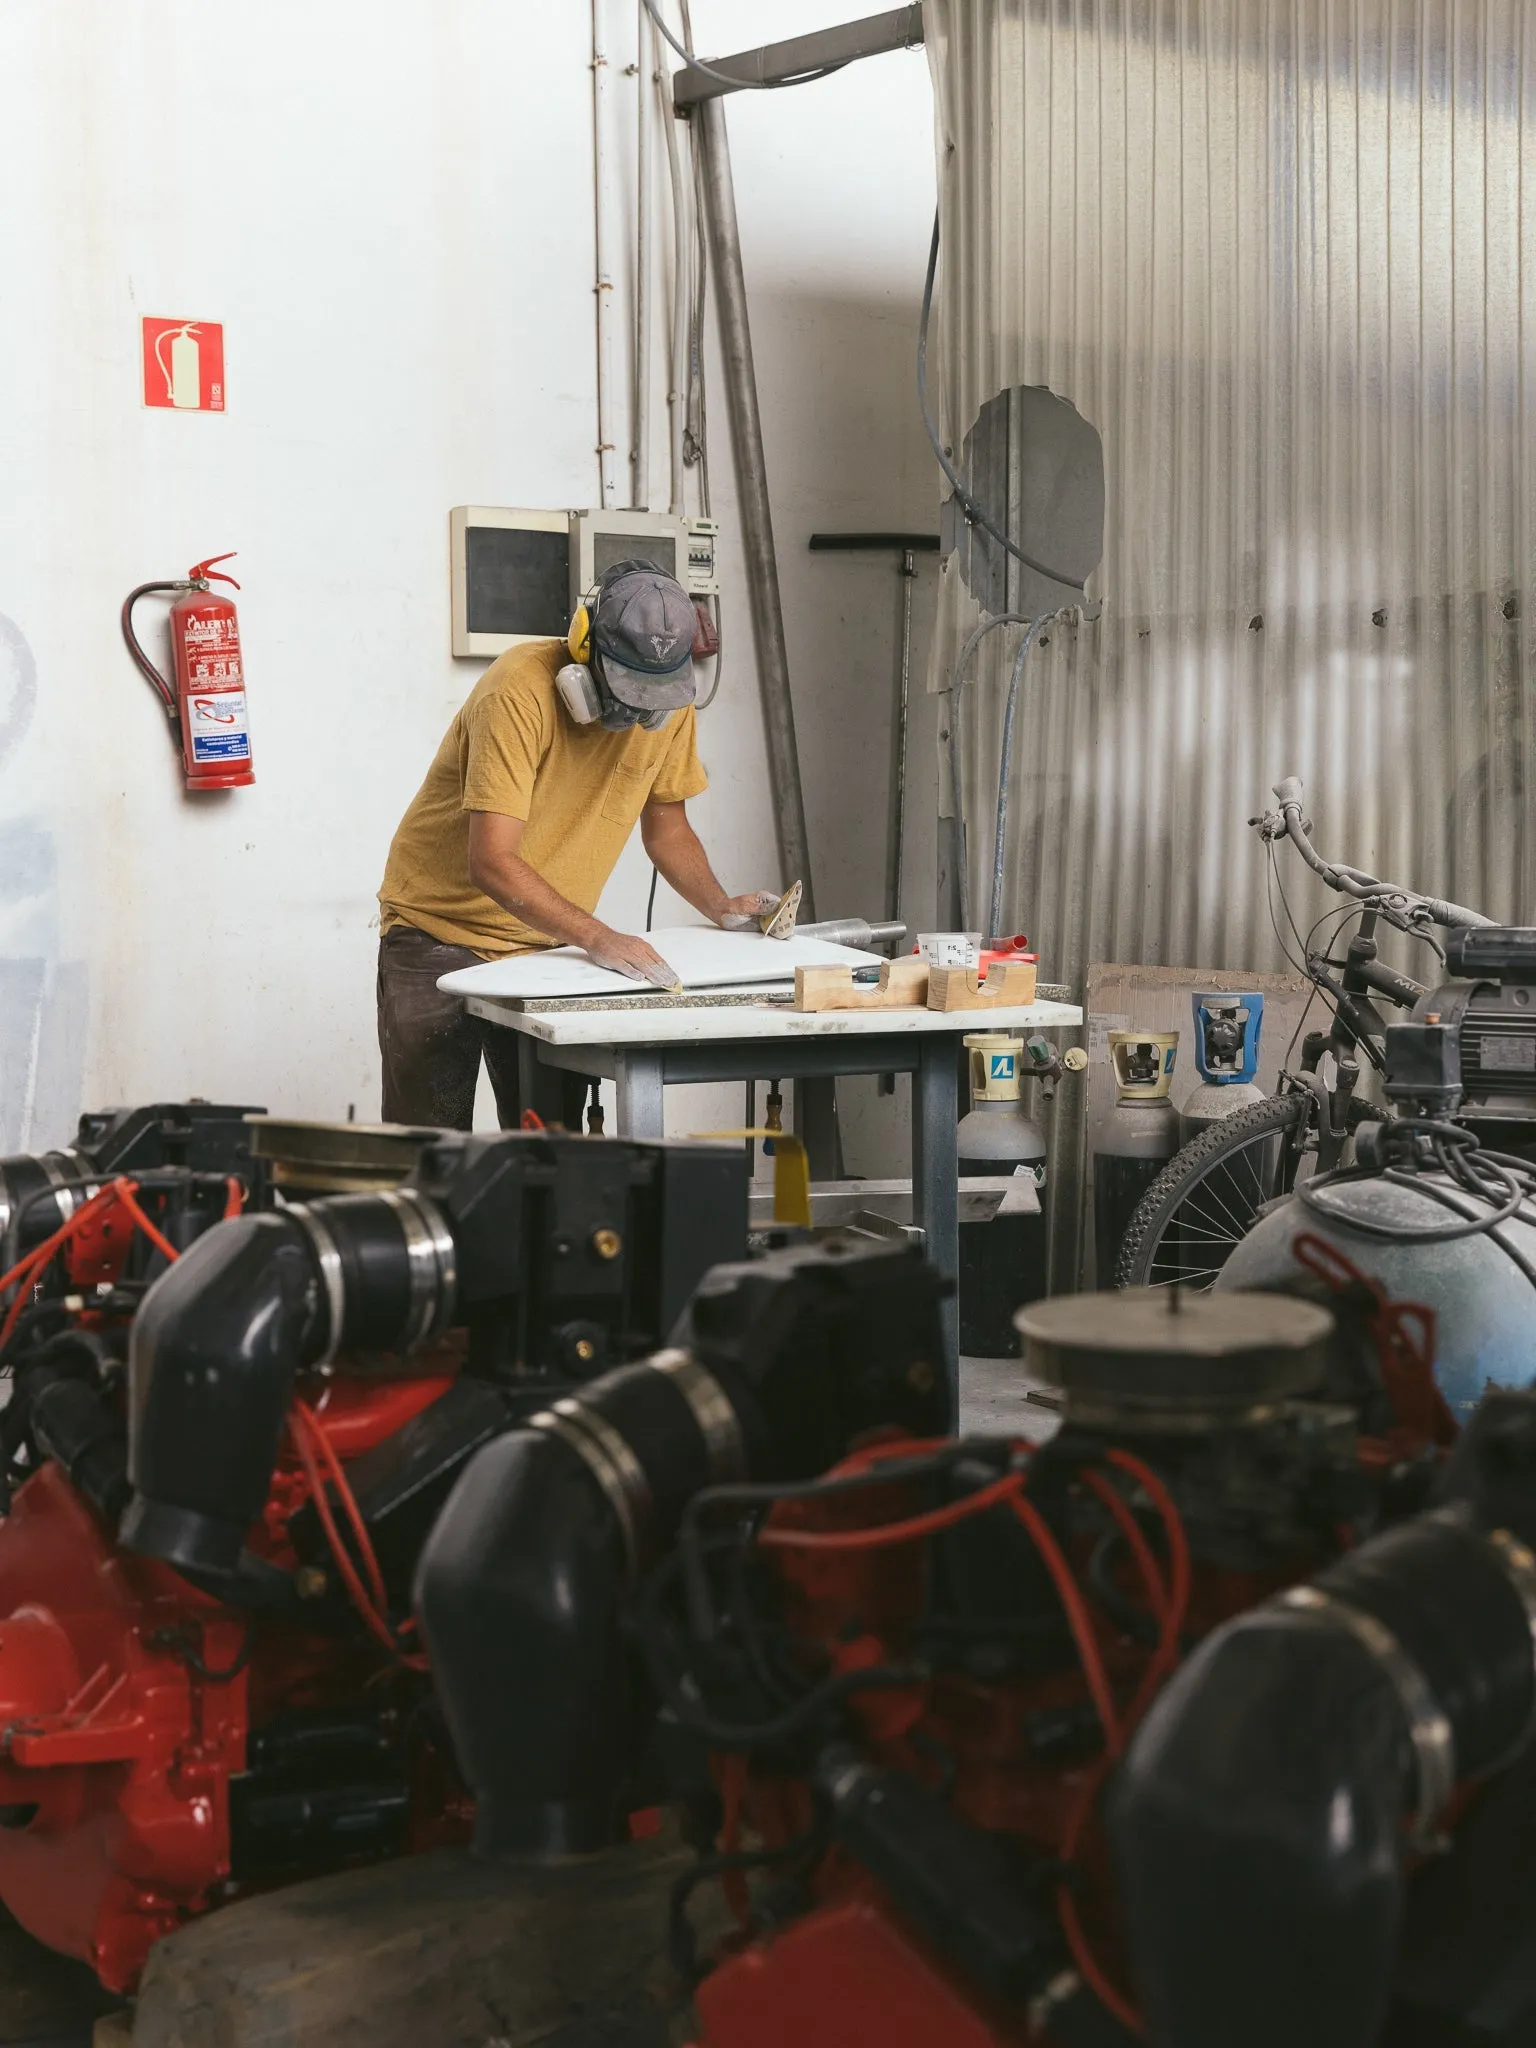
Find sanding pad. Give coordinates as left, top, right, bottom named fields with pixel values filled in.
left=760, top=879, right=803, bottom=941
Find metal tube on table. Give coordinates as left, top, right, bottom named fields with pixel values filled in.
left=796, top=918, right=907, bottom=950
left=693, top=93, right=816, bottom=916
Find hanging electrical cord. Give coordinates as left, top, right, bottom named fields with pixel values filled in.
left=988, top=612, right=1051, bottom=941
left=918, top=215, right=1086, bottom=592
left=641, top=0, right=849, bottom=91
left=944, top=611, right=1034, bottom=932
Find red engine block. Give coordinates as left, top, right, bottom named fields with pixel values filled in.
left=0, top=1372, right=460, bottom=1991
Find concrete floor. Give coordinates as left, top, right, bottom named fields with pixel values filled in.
left=958, top=1353, right=1061, bottom=1443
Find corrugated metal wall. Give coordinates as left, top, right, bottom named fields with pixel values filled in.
left=924, top=0, right=1536, bottom=1287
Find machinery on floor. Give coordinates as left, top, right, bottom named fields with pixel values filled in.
left=0, top=1107, right=745, bottom=1990
left=420, top=1244, right=1536, bottom=2046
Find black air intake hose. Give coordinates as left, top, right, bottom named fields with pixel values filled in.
left=0, top=1150, right=81, bottom=1260
left=418, top=1347, right=746, bottom=1856
left=418, top=1237, right=948, bottom=1859
left=1112, top=1507, right=1536, bottom=2048
left=121, top=1190, right=455, bottom=1580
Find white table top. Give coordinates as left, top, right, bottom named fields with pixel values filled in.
left=465, top=990, right=1083, bottom=1048
left=437, top=926, right=877, bottom=1000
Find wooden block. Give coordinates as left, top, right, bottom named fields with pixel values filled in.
left=129, top=1836, right=727, bottom=2048
left=926, top=961, right=1039, bottom=1011
left=793, top=957, right=930, bottom=1012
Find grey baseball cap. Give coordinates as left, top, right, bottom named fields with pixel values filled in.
left=591, top=559, right=697, bottom=710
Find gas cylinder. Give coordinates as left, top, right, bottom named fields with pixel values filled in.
left=958, top=1033, right=1048, bottom=1355
left=1180, top=991, right=1266, bottom=1143
left=1092, top=1031, right=1179, bottom=1284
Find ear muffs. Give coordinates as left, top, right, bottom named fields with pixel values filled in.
left=567, top=585, right=599, bottom=664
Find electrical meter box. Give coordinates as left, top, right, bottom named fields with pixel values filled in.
left=450, top=507, right=719, bottom=658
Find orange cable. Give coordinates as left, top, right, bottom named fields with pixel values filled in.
left=1082, top=1468, right=1169, bottom=1629
left=291, top=1402, right=426, bottom=1670
left=757, top=1470, right=1024, bottom=1552
left=110, top=1179, right=182, bottom=1265
left=1008, top=1492, right=1121, bottom=1755
left=292, top=1400, right=388, bottom=1610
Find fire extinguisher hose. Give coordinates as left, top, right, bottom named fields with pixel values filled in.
left=120, top=582, right=186, bottom=729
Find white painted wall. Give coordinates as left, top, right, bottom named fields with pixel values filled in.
left=0, top=0, right=937, bottom=1169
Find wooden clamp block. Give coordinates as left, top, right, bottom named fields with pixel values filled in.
left=926, top=960, right=1039, bottom=1011
left=793, top=957, right=930, bottom=1012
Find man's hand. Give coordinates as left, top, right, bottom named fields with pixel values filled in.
left=717, top=890, right=783, bottom=931
left=582, top=926, right=680, bottom=987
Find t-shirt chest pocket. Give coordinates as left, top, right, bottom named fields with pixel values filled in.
left=599, top=759, right=656, bottom=825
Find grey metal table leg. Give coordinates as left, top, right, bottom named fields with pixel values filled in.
left=794, top=1076, right=841, bottom=1178
left=612, top=1051, right=667, bottom=1140
left=912, top=1033, right=960, bottom=1426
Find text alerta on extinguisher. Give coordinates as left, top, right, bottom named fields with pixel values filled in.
left=121, top=555, right=255, bottom=791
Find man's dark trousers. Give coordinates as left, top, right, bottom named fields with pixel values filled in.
left=377, top=925, right=587, bottom=1131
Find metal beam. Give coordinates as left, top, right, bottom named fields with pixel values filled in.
left=672, top=5, right=924, bottom=111
left=693, top=95, right=816, bottom=916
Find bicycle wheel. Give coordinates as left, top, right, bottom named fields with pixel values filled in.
left=1113, top=1092, right=1345, bottom=1291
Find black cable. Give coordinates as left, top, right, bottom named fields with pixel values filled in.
left=693, top=600, right=724, bottom=710
left=669, top=1818, right=833, bottom=1983
left=1265, top=845, right=1309, bottom=977
left=1298, top=1120, right=1532, bottom=1242
left=1283, top=902, right=1362, bottom=1068
left=678, top=1440, right=1008, bottom=1635
left=646, top=865, right=659, bottom=930
left=151, top=1618, right=256, bottom=1683
left=917, top=215, right=1087, bottom=592
left=1270, top=842, right=1311, bottom=967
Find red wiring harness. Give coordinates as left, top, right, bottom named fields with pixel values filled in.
left=0, top=1179, right=419, bottom=1674
left=0, top=1176, right=188, bottom=1349
left=288, top=1401, right=428, bottom=1671
left=760, top=1433, right=1191, bottom=2036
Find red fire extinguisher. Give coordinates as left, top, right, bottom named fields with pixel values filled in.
left=122, top=553, right=254, bottom=790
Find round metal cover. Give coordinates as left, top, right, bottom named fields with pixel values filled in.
left=1014, top=1287, right=1333, bottom=1430
left=244, top=1116, right=441, bottom=1194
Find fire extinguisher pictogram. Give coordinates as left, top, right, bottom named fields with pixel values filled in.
left=121, top=554, right=255, bottom=790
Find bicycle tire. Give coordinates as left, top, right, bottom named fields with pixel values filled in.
left=1112, top=1092, right=1377, bottom=1291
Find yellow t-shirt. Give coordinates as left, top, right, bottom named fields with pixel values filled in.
left=378, top=639, right=708, bottom=956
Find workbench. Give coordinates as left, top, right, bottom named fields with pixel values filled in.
left=464, top=987, right=1083, bottom=1415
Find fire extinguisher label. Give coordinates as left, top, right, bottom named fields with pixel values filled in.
left=188, top=690, right=251, bottom=763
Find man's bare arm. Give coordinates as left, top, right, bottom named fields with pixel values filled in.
left=640, top=800, right=777, bottom=928
left=466, top=813, right=678, bottom=985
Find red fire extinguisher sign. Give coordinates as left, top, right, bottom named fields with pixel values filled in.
left=141, top=319, right=225, bottom=412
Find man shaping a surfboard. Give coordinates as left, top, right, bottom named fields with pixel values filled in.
left=376, top=558, right=777, bottom=1129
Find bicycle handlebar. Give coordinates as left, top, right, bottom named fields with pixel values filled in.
left=1264, top=777, right=1493, bottom=931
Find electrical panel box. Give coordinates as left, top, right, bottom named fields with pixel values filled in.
left=683, top=516, right=720, bottom=597
left=450, top=506, right=719, bottom=658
